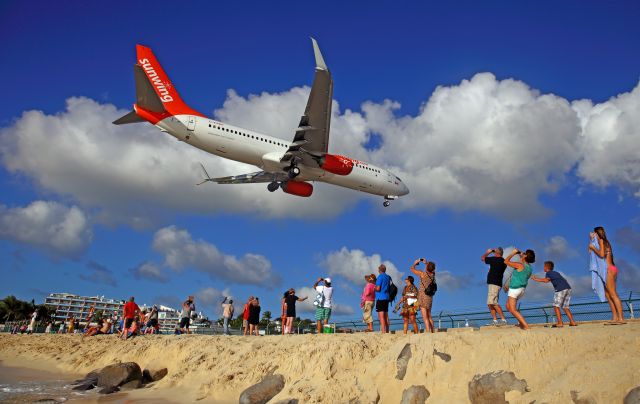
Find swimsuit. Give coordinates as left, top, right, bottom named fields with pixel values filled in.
left=608, top=265, right=618, bottom=276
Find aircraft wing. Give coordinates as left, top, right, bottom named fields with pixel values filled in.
left=282, top=38, right=333, bottom=166
left=200, top=169, right=288, bottom=185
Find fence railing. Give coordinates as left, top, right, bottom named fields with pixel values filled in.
left=333, top=292, right=639, bottom=333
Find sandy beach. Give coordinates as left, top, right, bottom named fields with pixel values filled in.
left=1, top=321, right=639, bottom=403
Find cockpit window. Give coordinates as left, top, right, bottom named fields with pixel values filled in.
left=395, top=176, right=402, bottom=182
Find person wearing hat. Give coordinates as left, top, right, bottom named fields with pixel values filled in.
left=313, top=277, right=334, bottom=333
left=361, top=274, right=376, bottom=332
left=393, top=275, right=420, bottom=334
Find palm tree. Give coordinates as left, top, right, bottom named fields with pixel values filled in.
left=1, top=296, right=27, bottom=321
left=261, top=311, right=272, bottom=322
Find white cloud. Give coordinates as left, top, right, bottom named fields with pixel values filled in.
left=544, top=236, right=578, bottom=261
left=2, top=75, right=640, bottom=223
left=129, top=261, right=168, bottom=283
left=435, top=270, right=474, bottom=290
left=195, top=286, right=233, bottom=317
left=322, top=247, right=404, bottom=284
left=0, top=200, right=92, bottom=258
left=152, top=225, right=280, bottom=286
left=574, top=83, right=640, bottom=198
left=294, top=286, right=355, bottom=316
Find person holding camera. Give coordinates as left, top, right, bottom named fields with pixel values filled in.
left=481, top=247, right=508, bottom=325
left=410, top=258, right=437, bottom=333
left=313, top=277, right=333, bottom=333
left=505, top=248, right=535, bottom=330
left=179, top=295, right=196, bottom=334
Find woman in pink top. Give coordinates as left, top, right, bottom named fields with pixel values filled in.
left=361, top=274, right=376, bottom=332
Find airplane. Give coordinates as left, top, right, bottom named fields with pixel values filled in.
left=113, top=39, right=409, bottom=207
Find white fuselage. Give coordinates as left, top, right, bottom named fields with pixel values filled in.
left=156, top=114, right=409, bottom=197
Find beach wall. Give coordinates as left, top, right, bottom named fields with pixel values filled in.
left=0, top=321, right=638, bottom=403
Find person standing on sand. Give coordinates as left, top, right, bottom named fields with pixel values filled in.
left=280, top=292, right=288, bottom=335
left=285, top=289, right=308, bottom=334
left=505, top=248, right=535, bottom=330
left=242, top=296, right=254, bottom=336
left=67, top=315, right=75, bottom=334
left=221, top=297, right=234, bottom=335
left=410, top=259, right=437, bottom=333
left=375, top=265, right=391, bottom=333
left=361, top=274, right=376, bottom=332
left=27, top=310, right=37, bottom=334
left=179, top=296, right=196, bottom=334
left=249, top=297, right=261, bottom=336
left=393, top=276, right=420, bottom=334
left=313, top=277, right=334, bottom=334
left=481, top=247, right=508, bottom=326
left=589, top=226, right=626, bottom=324
left=121, top=296, right=140, bottom=339
left=531, top=261, right=577, bottom=327
left=45, top=322, right=52, bottom=334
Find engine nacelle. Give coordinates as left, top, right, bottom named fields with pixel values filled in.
left=282, top=181, right=313, bottom=197
left=320, top=154, right=354, bottom=176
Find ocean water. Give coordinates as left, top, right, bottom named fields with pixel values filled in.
left=0, top=363, right=89, bottom=403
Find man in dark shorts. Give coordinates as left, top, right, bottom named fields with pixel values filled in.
left=375, top=264, right=391, bottom=333
left=481, top=247, right=508, bottom=325
left=179, top=296, right=196, bottom=334
left=121, top=296, right=140, bottom=340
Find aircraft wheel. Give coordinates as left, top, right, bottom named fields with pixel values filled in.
left=267, top=182, right=279, bottom=192
left=288, top=166, right=300, bottom=178
left=383, top=201, right=390, bottom=207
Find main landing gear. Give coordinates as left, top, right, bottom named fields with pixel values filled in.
left=383, top=195, right=398, bottom=207
left=267, top=182, right=280, bottom=192
left=288, top=166, right=301, bottom=179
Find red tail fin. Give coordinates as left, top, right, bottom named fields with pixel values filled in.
left=135, top=44, right=204, bottom=117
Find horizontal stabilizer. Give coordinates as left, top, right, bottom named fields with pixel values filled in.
left=113, top=110, right=144, bottom=125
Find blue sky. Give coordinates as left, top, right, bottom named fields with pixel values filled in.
left=1, top=1, right=639, bottom=320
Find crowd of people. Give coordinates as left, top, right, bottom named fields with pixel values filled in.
left=6, top=226, right=627, bottom=336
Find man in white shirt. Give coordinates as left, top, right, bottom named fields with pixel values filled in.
left=221, top=297, right=234, bottom=335
left=313, top=277, right=333, bottom=333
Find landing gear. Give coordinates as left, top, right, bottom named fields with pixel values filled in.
left=383, top=195, right=398, bottom=207
left=267, top=182, right=280, bottom=192
left=288, top=166, right=300, bottom=179
left=383, top=201, right=390, bottom=207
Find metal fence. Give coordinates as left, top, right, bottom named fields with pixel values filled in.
left=333, top=291, right=639, bottom=333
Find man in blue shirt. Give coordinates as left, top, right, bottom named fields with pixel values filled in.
left=531, top=261, right=577, bottom=327
left=375, top=264, right=391, bottom=333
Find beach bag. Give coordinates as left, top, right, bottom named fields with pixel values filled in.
left=389, top=280, right=398, bottom=302
left=313, top=287, right=325, bottom=307
left=425, top=273, right=437, bottom=296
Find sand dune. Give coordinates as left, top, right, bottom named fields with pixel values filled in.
left=1, top=321, right=639, bottom=403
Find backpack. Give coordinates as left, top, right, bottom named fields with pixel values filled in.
left=425, top=273, right=437, bottom=297
left=389, top=279, right=399, bottom=302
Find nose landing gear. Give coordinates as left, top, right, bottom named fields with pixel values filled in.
left=288, top=166, right=301, bottom=179
left=383, top=195, right=398, bottom=208
left=267, top=182, right=280, bottom=192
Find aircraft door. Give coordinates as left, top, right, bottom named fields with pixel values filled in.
left=187, top=116, right=196, bottom=131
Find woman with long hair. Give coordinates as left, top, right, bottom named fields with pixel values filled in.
left=284, top=289, right=308, bottom=334
left=505, top=248, right=535, bottom=330
left=589, top=226, right=626, bottom=324
left=280, top=291, right=288, bottom=335
left=393, top=276, right=420, bottom=334
left=410, top=258, right=436, bottom=333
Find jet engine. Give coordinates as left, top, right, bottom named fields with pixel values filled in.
left=319, top=154, right=354, bottom=176
left=282, top=181, right=313, bottom=197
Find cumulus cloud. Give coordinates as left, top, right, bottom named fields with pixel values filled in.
left=322, top=247, right=404, bottom=284
left=152, top=225, right=280, bottom=286
left=617, top=259, right=640, bottom=292
left=435, top=270, right=474, bottom=291
left=294, top=286, right=355, bottom=316
left=544, top=236, right=578, bottom=261
left=129, top=261, right=168, bottom=283
left=2, top=74, right=640, bottom=223
left=79, top=261, right=117, bottom=287
left=0, top=200, right=92, bottom=258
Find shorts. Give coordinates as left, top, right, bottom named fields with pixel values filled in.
left=362, top=301, right=374, bottom=324
left=507, top=287, right=526, bottom=300
left=179, top=317, right=190, bottom=329
left=146, top=319, right=158, bottom=328
left=243, top=319, right=248, bottom=328
left=315, top=307, right=332, bottom=321
left=553, top=289, right=572, bottom=308
left=487, top=284, right=501, bottom=305
left=124, top=318, right=134, bottom=328
left=376, top=299, right=390, bottom=312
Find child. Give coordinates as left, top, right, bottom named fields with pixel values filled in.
left=531, top=261, right=577, bottom=327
